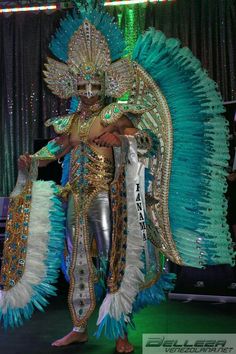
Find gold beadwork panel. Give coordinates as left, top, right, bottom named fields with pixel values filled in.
left=107, top=164, right=127, bottom=293
left=129, top=62, right=183, bottom=266
left=0, top=182, right=33, bottom=290
left=100, top=102, right=153, bottom=127
left=67, top=144, right=114, bottom=326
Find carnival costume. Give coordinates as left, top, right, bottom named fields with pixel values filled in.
left=0, top=0, right=235, bottom=340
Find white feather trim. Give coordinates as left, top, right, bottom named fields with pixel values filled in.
left=97, top=138, right=145, bottom=324
left=0, top=181, right=56, bottom=314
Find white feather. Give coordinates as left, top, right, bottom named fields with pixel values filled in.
left=97, top=138, right=145, bottom=324
left=0, top=181, right=56, bottom=313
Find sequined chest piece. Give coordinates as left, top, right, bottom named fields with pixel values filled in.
left=69, top=143, right=114, bottom=205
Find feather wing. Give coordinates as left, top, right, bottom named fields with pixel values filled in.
left=43, top=57, right=77, bottom=99
left=131, top=29, right=235, bottom=268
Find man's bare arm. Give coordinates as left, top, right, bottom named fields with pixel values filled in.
left=92, top=115, right=138, bottom=147
left=92, top=115, right=158, bottom=157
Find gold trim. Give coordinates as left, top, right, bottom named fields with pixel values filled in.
left=140, top=250, right=163, bottom=290
left=0, top=182, right=33, bottom=290
left=100, top=102, right=153, bottom=127
left=45, top=114, right=76, bottom=135
left=107, top=164, right=127, bottom=293
left=130, top=62, right=183, bottom=266
left=67, top=145, right=114, bottom=326
left=32, top=147, right=57, bottom=161
left=68, top=187, right=110, bottom=326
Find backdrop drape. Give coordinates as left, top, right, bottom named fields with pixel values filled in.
left=1, top=0, right=236, bottom=196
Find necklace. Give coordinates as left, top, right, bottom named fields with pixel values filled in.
left=77, top=112, right=98, bottom=143
left=78, top=100, right=104, bottom=121
left=76, top=99, right=104, bottom=142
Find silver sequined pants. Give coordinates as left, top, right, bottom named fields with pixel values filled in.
left=67, top=191, right=112, bottom=332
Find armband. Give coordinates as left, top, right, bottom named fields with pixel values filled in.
left=33, top=138, right=67, bottom=161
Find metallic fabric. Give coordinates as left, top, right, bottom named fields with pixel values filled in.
left=66, top=191, right=112, bottom=259
left=69, top=144, right=114, bottom=196
left=66, top=190, right=112, bottom=326
left=87, top=191, right=112, bottom=258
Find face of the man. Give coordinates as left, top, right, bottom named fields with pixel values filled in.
left=77, top=80, right=102, bottom=98
left=79, top=94, right=100, bottom=106
left=77, top=75, right=104, bottom=98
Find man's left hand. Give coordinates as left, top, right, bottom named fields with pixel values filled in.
left=92, top=132, right=121, bottom=147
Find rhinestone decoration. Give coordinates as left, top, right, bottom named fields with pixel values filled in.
left=44, top=21, right=133, bottom=99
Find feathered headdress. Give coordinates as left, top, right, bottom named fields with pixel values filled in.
left=44, top=3, right=133, bottom=99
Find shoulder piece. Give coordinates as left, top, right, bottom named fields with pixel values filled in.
left=45, top=114, right=76, bottom=134
left=100, top=102, right=153, bottom=127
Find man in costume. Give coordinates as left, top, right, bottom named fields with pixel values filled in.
left=17, top=14, right=157, bottom=352
left=1, top=1, right=235, bottom=353
left=18, top=92, right=142, bottom=352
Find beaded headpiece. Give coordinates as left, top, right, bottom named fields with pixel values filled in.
left=44, top=8, right=133, bottom=99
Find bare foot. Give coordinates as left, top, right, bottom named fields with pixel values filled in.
left=116, top=335, right=134, bottom=353
left=51, top=330, right=88, bottom=347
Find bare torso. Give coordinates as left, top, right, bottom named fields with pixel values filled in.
left=69, top=113, right=114, bottom=160
left=33, top=104, right=135, bottom=168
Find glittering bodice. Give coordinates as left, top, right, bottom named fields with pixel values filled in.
left=69, top=143, right=114, bottom=202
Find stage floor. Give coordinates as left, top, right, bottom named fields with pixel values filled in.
left=1, top=289, right=235, bottom=354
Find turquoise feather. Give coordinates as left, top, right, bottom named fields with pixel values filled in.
left=132, top=29, right=235, bottom=267
left=132, top=272, right=176, bottom=313
left=0, top=184, right=66, bottom=329
left=50, top=9, right=126, bottom=63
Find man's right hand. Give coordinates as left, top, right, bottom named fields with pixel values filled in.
left=18, top=153, right=32, bottom=170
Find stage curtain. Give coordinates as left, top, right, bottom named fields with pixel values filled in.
left=0, top=0, right=236, bottom=196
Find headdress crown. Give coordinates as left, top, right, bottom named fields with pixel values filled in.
left=43, top=7, right=133, bottom=99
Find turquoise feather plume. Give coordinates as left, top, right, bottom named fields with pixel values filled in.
left=132, top=29, right=235, bottom=267
left=50, top=9, right=126, bottom=63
